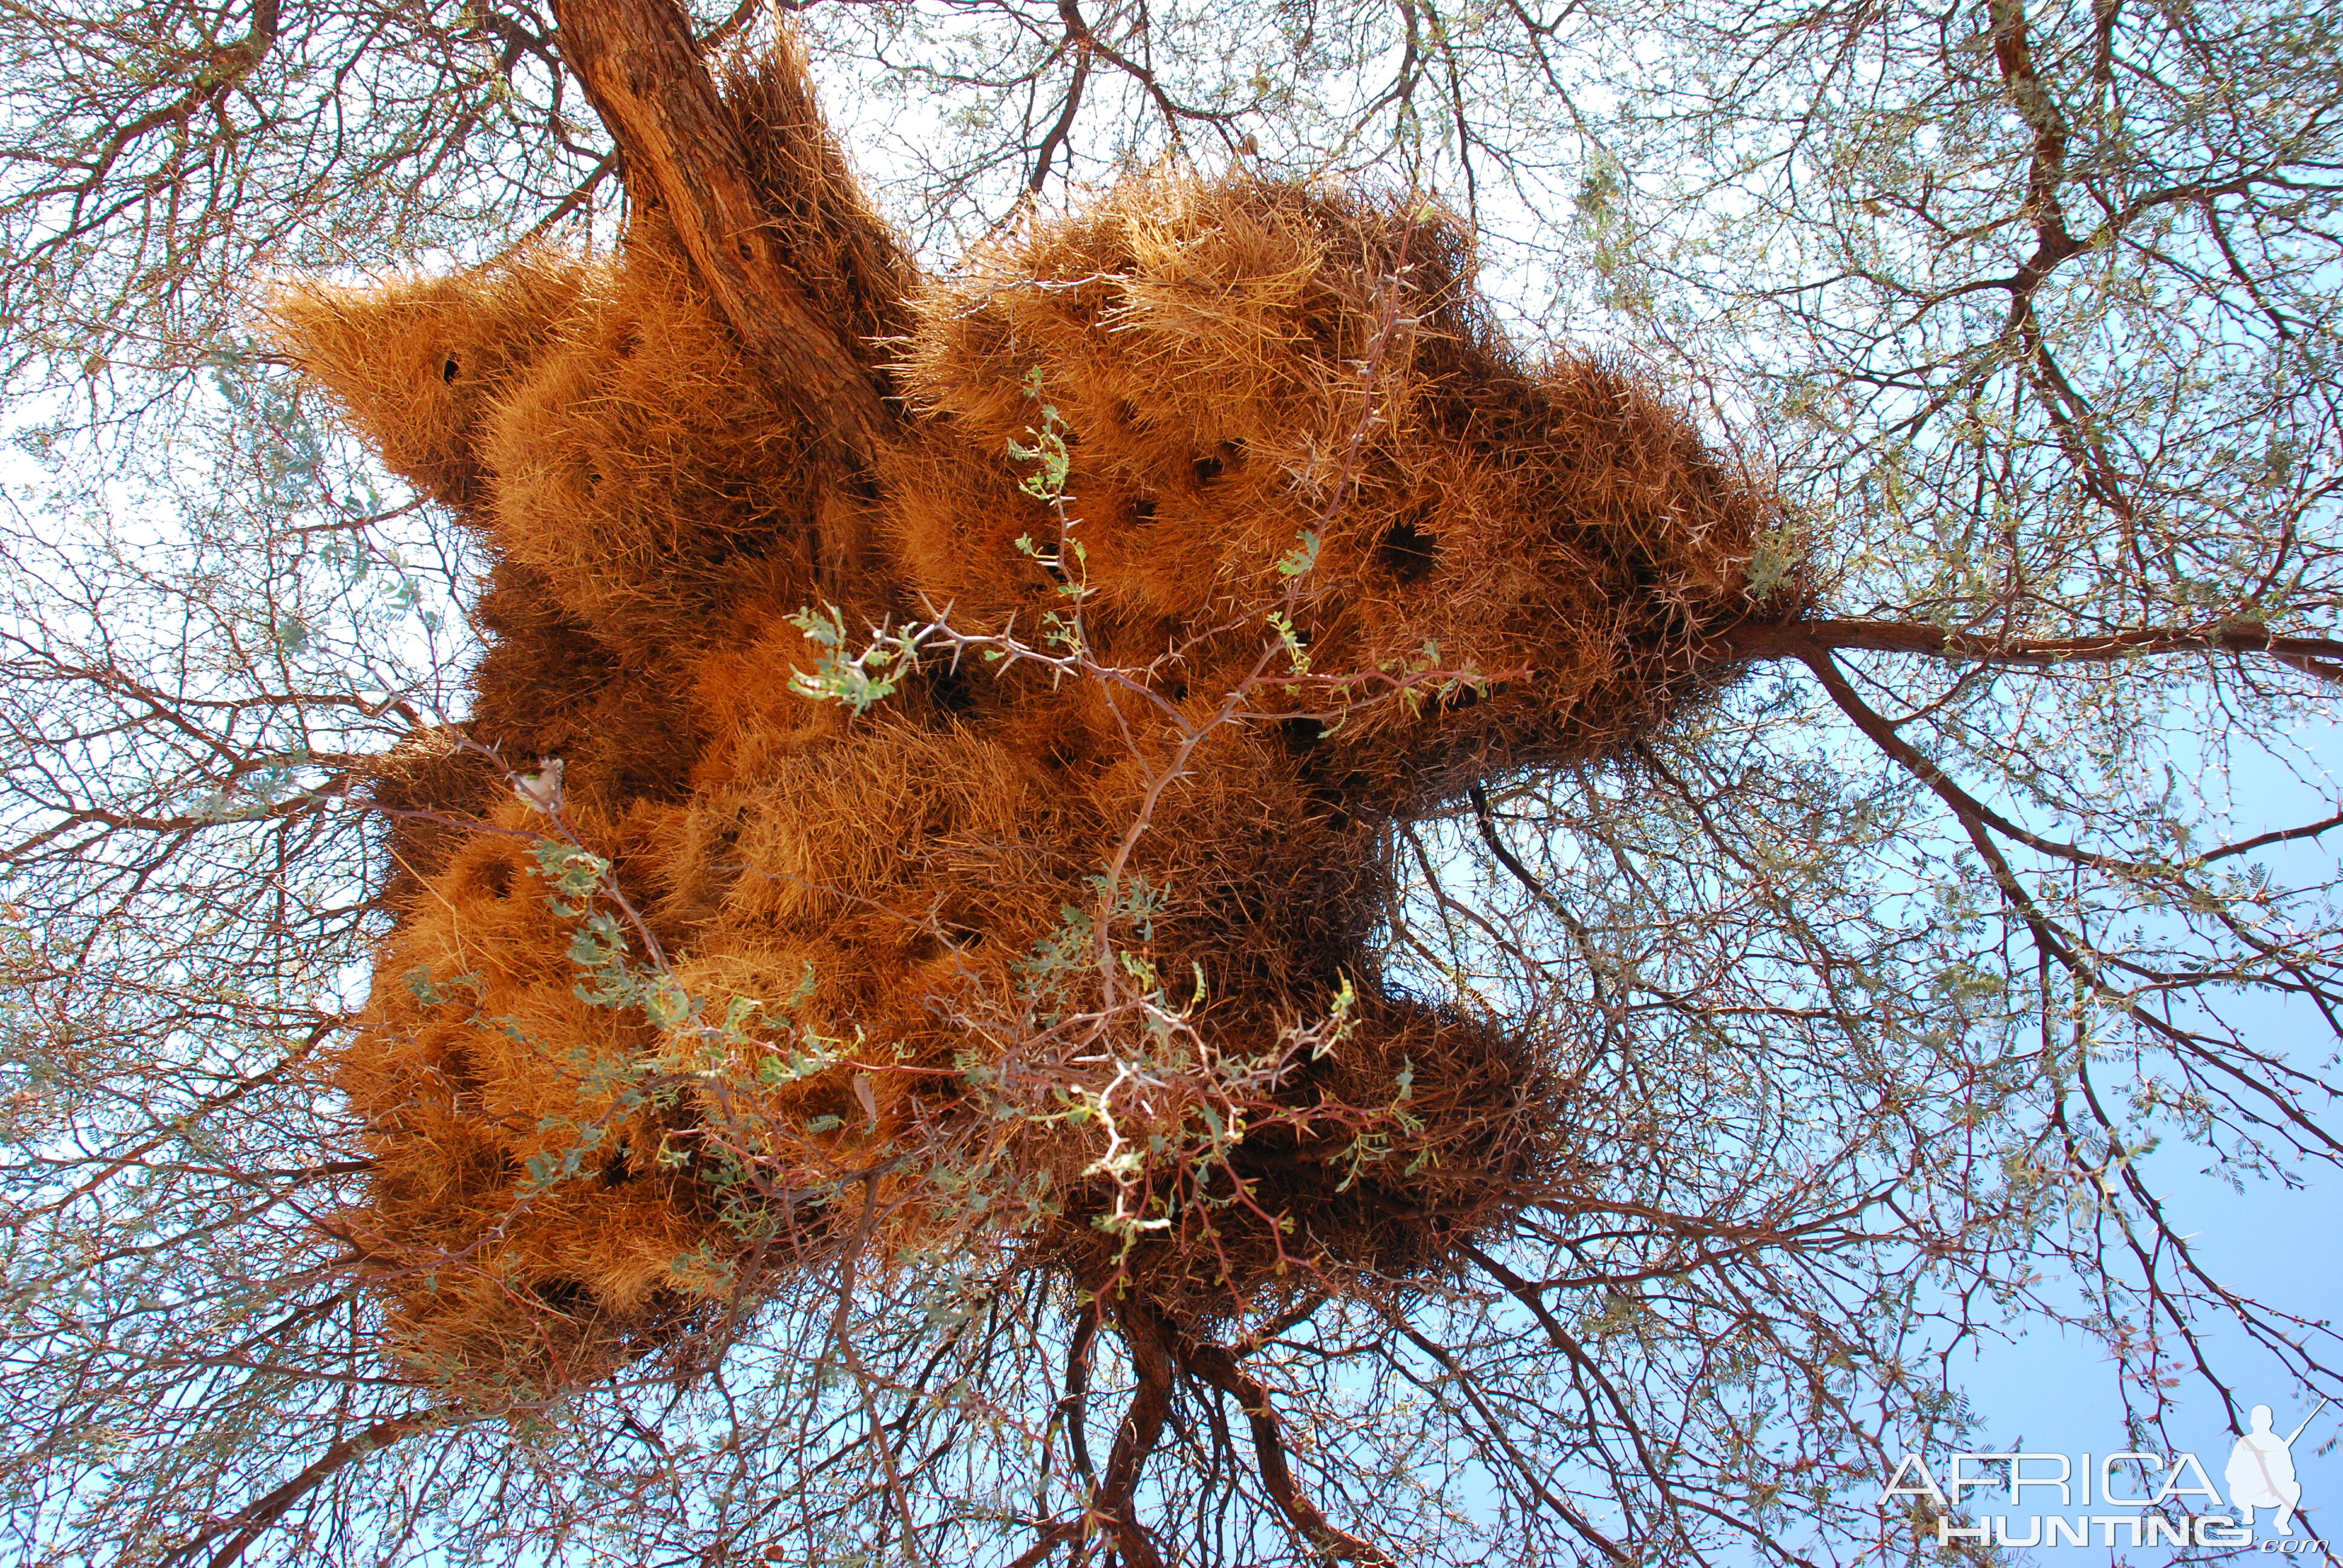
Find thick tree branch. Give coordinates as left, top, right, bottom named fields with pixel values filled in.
left=1730, top=617, right=2343, bottom=681
left=163, top=1408, right=445, bottom=1568
left=548, top=0, right=892, bottom=456
left=1026, top=0, right=1093, bottom=194
left=1093, top=1304, right=1175, bottom=1568
left=1989, top=0, right=2079, bottom=267
left=1181, top=1339, right=1394, bottom=1565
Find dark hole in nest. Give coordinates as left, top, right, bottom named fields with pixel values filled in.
left=600, top=1143, right=632, bottom=1187
left=1378, top=516, right=1440, bottom=583
left=478, top=858, right=515, bottom=899
left=926, top=661, right=977, bottom=714
left=1193, top=439, right=1248, bottom=486
left=441, top=356, right=459, bottom=384
left=1281, top=717, right=1325, bottom=754
left=437, top=1043, right=485, bottom=1102
left=1302, top=767, right=1363, bottom=831
left=1129, top=496, right=1157, bottom=523
left=529, top=1277, right=592, bottom=1318
left=1042, top=732, right=1097, bottom=773
left=905, top=928, right=957, bottom=962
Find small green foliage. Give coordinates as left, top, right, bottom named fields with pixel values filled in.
left=1268, top=610, right=1311, bottom=678
left=1378, top=636, right=1493, bottom=714
left=643, top=973, right=693, bottom=1031
left=1013, top=874, right=1167, bottom=1021
left=751, top=1020, right=854, bottom=1086
left=669, top=1240, right=736, bottom=1294
left=1017, top=529, right=1089, bottom=604
left=519, top=1122, right=603, bottom=1196
left=402, top=964, right=484, bottom=1008
left=1745, top=522, right=1802, bottom=605
left=1277, top=529, right=1321, bottom=578
left=530, top=840, right=610, bottom=916
left=785, top=604, right=916, bottom=713
left=566, top=913, right=640, bottom=1009
left=1037, top=607, right=1085, bottom=654
left=1312, top=973, right=1358, bottom=1060
left=1007, top=369, right=1073, bottom=502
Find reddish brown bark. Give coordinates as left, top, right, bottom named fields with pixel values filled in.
left=1729, top=617, right=2343, bottom=682
left=548, top=0, right=892, bottom=456
left=1094, top=1305, right=1176, bottom=1568
left=1182, top=1339, right=1395, bottom=1565
left=171, top=1409, right=445, bottom=1568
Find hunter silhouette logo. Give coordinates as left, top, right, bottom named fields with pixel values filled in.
left=1880, top=1398, right=2332, bottom=1550
left=2228, top=1400, right=2327, bottom=1534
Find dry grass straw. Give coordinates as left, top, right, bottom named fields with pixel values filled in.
left=275, top=45, right=1788, bottom=1389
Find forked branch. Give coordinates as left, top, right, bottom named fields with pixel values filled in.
left=1181, top=1339, right=1395, bottom=1565
left=1093, top=1304, right=1176, bottom=1568
left=165, top=1408, right=448, bottom=1568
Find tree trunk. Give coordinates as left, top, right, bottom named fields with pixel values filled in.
left=548, top=0, right=893, bottom=458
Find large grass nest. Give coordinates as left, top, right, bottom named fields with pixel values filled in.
left=275, top=38, right=1792, bottom=1393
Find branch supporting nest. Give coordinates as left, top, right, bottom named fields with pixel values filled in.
left=548, top=0, right=893, bottom=456
left=165, top=1409, right=448, bottom=1568
left=1037, top=1309, right=1392, bottom=1566
left=1093, top=1302, right=1176, bottom=1568
left=1180, top=1338, right=1395, bottom=1566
